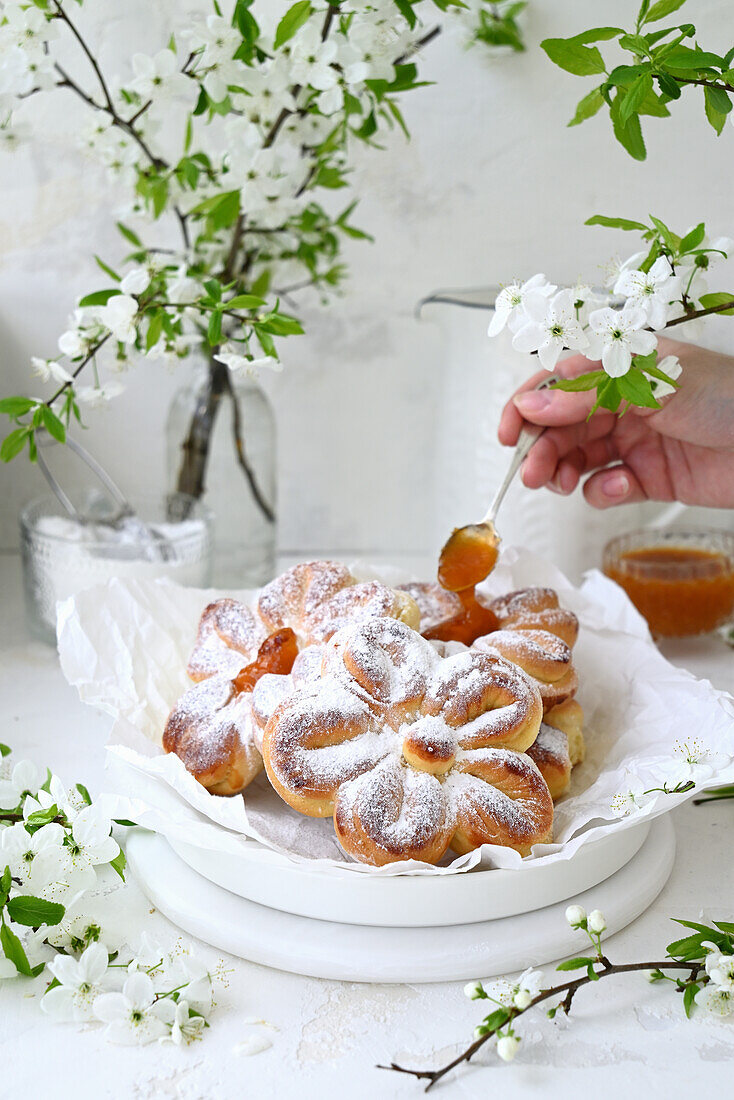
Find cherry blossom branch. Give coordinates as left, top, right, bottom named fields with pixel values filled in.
left=45, top=334, right=112, bottom=409
left=664, top=298, right=734, bottom=327
left=223, top=370, right=275, bottom=522
left=381, top=958, right=702, bottom=1090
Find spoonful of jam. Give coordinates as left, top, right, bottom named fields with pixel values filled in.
left=436, top=373, right=558, bottom=595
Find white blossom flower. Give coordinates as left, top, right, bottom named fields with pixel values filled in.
left=610, top=773, right=649, bottom=816
left=496, top=1034, right=521, bottom=1062
left=464, top=980, right=484, bottom=1000
left=0, top=758, right=41, bottom=809
left=187, top=14, right=240, bottom=65
left=488, top=275, right=557, bottom=337
left=709, top=955, right=734, bottom=992
left=586, top=304, right=657, bottom=377
left=31, top=357, right=73, bottom=385
left=119, top=268, right=150, bottom=296
left=317, top=84, right=344, bottom=116
left=65, top=805, right=120, bottom=874
left=129, top=49, right=192, bottom=103
left=289, top=23, right=339, bottom=91
left=565, top=905, right=586, bottom=929
left=0, top=4, right=57, bottom=56
left=57, top=329, right=87, bottom=359
left=648, top=354, right=682, bottom=400
left=94, top=971, right=169, bottom=1045
left=97, top=294, right=138, bottom=343
left=41, top=942, right=110, bottom=1023
left=46, top=893, right=128, bottom=954
left=614, top=257, right=682, bottom=330
left=587, top=910, right=607, bottom=935
left=161, top=953, right=213, bottom=1015
left=76, top=381, right=125, bottom=406
left=213, top=344, right=281, bottom=376
left=0, top=956, right=17, bottom=981
left=511, top=288, right=589, bottom=370
left=0, top=821, right=66, bottom=890
left=516, top=967, right=544, bottom=1000
left=158, top=998, right=206, bottom=1045
left=694, top=982, right=733, bottom=1018
left=339, top=14, right=405, bottom=84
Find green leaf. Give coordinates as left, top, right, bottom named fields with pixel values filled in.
left=226, top=294, right=266, bottom=310
left=617, top=367, right=661, bottom=409
left=683, top=982, right=699, bottom=1018
left=39, top=407, right=66, bottom=444
left=78, top=289, right=122, bottom=308
left=611, top=94, right=647, bottom=159
left=663, top=46, right=724, bottom=71
left=0, top=744, right=10, bottom=757
left=541, top=38, right=607, bottom=76
left=587, top=962, right=600, bottom=980
left=556, top=956, right=597, bottom=970
left=113, top=818, right=137, bottom=828
left=585, top=214, right=649, bottom=232
left=482, top=1008, right=510, bottom=1030
left=594, top=376, right=622, bottom=412
left=0, top=397, right=36, bottom=417
left=0, top=921, right=44, bottom=977
left=649, top=214, right=677, bottom=251
left=207, top=310, right=223, bottom=346
left=713, top=921, right=734, bottom=934
left=568, top=87, right=605, bottom=126
left=75, top=783, right=92, bottom=805
left=679, top=222, right=706, bottom=252
left=6, top=896, right=65, bottom=928
left=0, top=427, right=30, bottom=463
left=698, top=292, right=734, bottom=315
left=116, top=222, right=142, bottom=247
left=145, top=312, right=163, bottom=352
left=704, top=86, right=731, bottom=134
left=570, top=27, right=624, bottom=45
left=393, top=0, right=417, bottom=28
left=0, top=865, right=11, bottom=898
left=643, top=0, right=687, bottom=23
left=273, top=1, right=312, bottom=49
left=553, top=371, right=606, bottom=392
left=656, top=72, right=682, bottom=99
left=620, top=72, right=654, bottom=123
left=110, top=849, right=126, bottom=882
left=94, top=256, right=121, bottom=282
left=257, top=313, right=304, bottom=336
left=24, top=804, right=59, bottom=830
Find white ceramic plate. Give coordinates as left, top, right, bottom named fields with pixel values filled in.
left=168, top=819, right=650, bottom=928
left=127, top=818, right=675, bottom=982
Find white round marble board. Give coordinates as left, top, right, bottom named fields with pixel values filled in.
left=126, top=815, right=675, bottom=983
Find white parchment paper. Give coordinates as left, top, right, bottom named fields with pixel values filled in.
left=57, top=548, right=734, bottom=876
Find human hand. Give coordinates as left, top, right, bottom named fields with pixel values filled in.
left=498, top=339, right=734, bottom=509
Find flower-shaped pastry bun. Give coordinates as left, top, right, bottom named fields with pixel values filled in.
left=262, top=618, right=552, bottom=866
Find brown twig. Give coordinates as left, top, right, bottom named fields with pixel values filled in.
left=380, top=959, right=701, bottom=1091
left=223, top=370, right=275, bottom=523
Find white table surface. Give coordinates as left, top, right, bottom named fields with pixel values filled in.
left=1, top=551, right=733, bottom=1100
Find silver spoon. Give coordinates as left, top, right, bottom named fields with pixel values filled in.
left=437, top=373, right=557, bottom=590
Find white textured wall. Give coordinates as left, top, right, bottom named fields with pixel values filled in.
left=1, top=0, right=733, bottom=560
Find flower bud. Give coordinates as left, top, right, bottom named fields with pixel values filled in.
left=496, top=1034, right=520, bottom=1062
left=513, top=989, right=532, bottom=1010
left=587, top=909, right=607, bottom=934
left=565, top=904, right=587, bottom=929
left=464, top=980, right=484, bottom=1000
left=473, top=1024, right=490, bottom=1039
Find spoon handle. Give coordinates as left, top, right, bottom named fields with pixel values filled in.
left=482, top=373, right=559, bottom=525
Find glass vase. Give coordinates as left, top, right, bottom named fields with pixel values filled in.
left=166, top=355, right=276, bottom=588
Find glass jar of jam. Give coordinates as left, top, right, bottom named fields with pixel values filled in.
left=603, top=529, right=734, bottom=637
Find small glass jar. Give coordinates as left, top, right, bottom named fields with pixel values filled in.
left=603, top=529, right=734, bottom=637
left=20, top=492, right=212, bottom=644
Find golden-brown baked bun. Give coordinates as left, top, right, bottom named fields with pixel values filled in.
left=527, top=723, right=572, bottom=800
left=163, top=676, right=262, bottom=796
left=472, top=628, right=578, bottom=713
left=544, top=697, right=585, bottom=767
left=489, top=587, right=579, bottom=648
left=262, top=617, right=552, bottom=866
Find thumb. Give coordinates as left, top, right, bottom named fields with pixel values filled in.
left=513, top=385, right=596, bottom=427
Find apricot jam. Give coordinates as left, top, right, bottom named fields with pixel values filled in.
left=437, top=523, right=499, bottom=593
left=422, top=588, right=499, bottom=646
left=233, top=627, right=298, bottom=692
left=603, top=536, right=734, bottom=638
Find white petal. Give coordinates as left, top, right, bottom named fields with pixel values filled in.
left=123, top=970, right=155, bottom=1010
left=79, top=942, right=109, bottom=985
left=93, top=991, right=128, bottom=1024
left=602, top=342, right=631, bottom=377
left=511, top=322, right=544, bottom=354
left=40, top=985, right=75, bottom=1019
